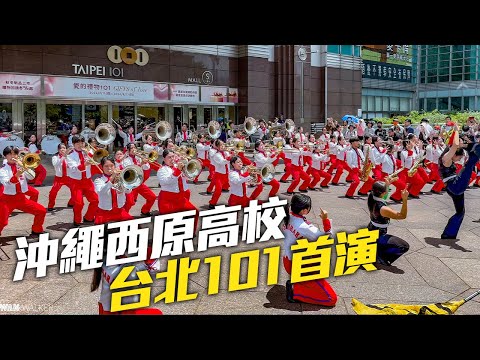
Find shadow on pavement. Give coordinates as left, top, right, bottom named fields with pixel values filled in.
left=46, top=222, right=76, bottom=232
left=263, top=285, right=301, bottom=312
left=424, top=237, right=472, bottom=253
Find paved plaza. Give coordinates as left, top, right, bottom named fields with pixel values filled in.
left=1, top=156, right=480, bottom=315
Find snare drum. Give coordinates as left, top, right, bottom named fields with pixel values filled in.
left=0, top=134, right=24, bottom=157
left=41, top=135, right=62, bottom=155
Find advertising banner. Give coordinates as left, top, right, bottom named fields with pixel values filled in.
left=0, top=73, right=42, bottom=96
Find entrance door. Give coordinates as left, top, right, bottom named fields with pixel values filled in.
left=173, top=106, right=182, bottom=133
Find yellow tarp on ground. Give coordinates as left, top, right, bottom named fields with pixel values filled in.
left=351, top=298, right=465, bottom=315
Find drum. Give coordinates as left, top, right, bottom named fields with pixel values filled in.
left=41, top=135, right=62, bottom=155
left=80, top=128, right=95, bottom=141
left=0, top=135, right=24, bottom=157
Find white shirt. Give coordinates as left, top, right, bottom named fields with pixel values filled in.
left=346, top=147, right=365, bottom=169
left=229, top=170, right=250, bottom=197
left=212, top=151, right=230, bottom=174
left=283, top=144, right=293, bottom=160
left=208, top=147, right=218, bottom=161
left=311, top=153, right=330, bottom=170
left=0, top=162, right=31, bottom=194
left=143, top=143, right=159, bottom=154
left=336, top=144, right=349, bottom=161
left=381, top=152, right=398, bottom=175
left=52, top=154, right=68, bottom=177
left=272, top=137, right=285, bottom=146
left=363, top=143, right=376, bottom=164
left=175, top=130, right=192, bottom=144
left=28, top=143, right=38, bottom=153
left=122, top=154, right=150, bottom=171
left=295, top=133, right=307, bottom=143
left=328, top=141, right=337, bottom=155
left=371, top=145, right=384, bottom=165
left=68, top=134, right=74, bottom=148
left=94, top=175, right=130, bottom=210
left=290, top=148, right=305, bottom=167
left=119, top=130, right=142, bottom=148
left=401, top=150, right=416, bottom=169
left=425, top=144, right=442, bottom=163
left=157, top=165, right=188, bottom=193
left=282, top=214, right=333, bottom=260
left=196, top=142, right=211, bottom=160
left=254, top=150, right=275, bottom=168
left=67, top=150, right=92, bottom=180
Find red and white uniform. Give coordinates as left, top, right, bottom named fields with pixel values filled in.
left=380, top=152, right=406, bottom=202
left=371, top=144, right=385, bottom=180
left=295, top=132, right=307, bottom=143
left=26, top=143, right=47, bottom=186
left=326, top=140, right=338, bottom=175
left=48, top=154, right=74, bottom=209
left=228, top=169, right=254, bottom=207
left=331, top=144, right=351, bottom=184
left=345, top=147, right=375, bottom=197
left=279, top=144, right=294, bottom=182
left=0, top=162, right=46, bottom=235
left=233, top=137, right=252, bottom=166
left=425, top=143, right=442, bottom=183
left=176, top=130, right=192, bottom=144
left=94, top=174, right=133, bottom=225
left=157, top=164, right=198, bottom=231
left=143, top=143, right=162, bottom=172
left=309, top=152, right=332, bottom=188
left=118, top=130, right=142, bottom=148
left=254, top=149, right=280, bottom=197
left=286, top=148, right=311, bottom=193
left=413, top=145, right=430, bottom=184
left=121, top=154, right=156, bottom=215
left=208, top=150, right=231, bottom=206
left=67, top=149, right=99, bottom=224
left=282, top=213, right=337, bottom=306
left=194, top=141, right=213, bottom=182
left=400, top=149, right=426, bottom=197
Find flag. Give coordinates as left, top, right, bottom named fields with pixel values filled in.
left=351, top=290, right=480, bottom=315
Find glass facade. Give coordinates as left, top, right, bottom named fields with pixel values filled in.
left=328, top=45, right=362, bottom=56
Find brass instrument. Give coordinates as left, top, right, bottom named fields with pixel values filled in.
left=243, top=163, right=275, bottom=185
left=133, top=149, right=159, bottom=163
left=408, top=154, right=425, bottom=177
left=244, top=117, right=258, bottom=135
left=361, top=146, right=374, bottom=182
left=15, top=152, right=41, bottom=179
left=141, top=124, right=159, bottom=143
left=173, top=145, right=196, bottom=159
left=226, top=141, right=246, bottom=153
left=156, top=121, right=173, bottom=141
left=191, top=128, right=212, bottom=144
left=268, top=119, right=295, bottom=137
left=82, top=143, right=104, bottom=172
left=385, top=167, right=405, bottom=183
left=207, top=120, right=222, bottom=140
left=440, top=128, right=454, bottom=144
left=111, top=165, right=144, bottom=192
left=95, top=123, right=116, bottom=145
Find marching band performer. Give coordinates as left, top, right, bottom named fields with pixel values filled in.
left=309, top=145, right=332, bottom=189
left=411, top=134, right=430, bottom=185
left=253, top=140, right=280, bottom=198
left=142, top=135, right=162, bottom=172
left=118, top=125, right=143, bottom=150
left=0, top=146, right=47, bottom=236
left=279, top=137, right=294, bottom=183
left=286, top=138, right=311, bottom=195
left=271, top=131, right=286, bottom=167
left=367, top=180, right=410, bottom=266
left=66, top=135, right=99, bottom=226
left=282, top=194, right=337, bottom=306
left=379, top=143, right=406, bottom=203
left=345, top=137, right=375, bottom=198
left=331, top=137, right=350, bottom=185
left=47, top=143, right=75, bottom=211
left=228, top=155, right=261, bottom=207
left=175, top=123, right=192, bottom=145
left=68, top=125, right=78, bottom=148
left=157, top=149, right=199, bottom=231
left=294, top=126, right=307, bottom=143
left=370, top=136, right=385, bottom=180
left=94, top=155, right=133, bottom=225
left=257, top=121, right=269, bottom=140
left=232, top=129, right=252, bottom=166
left=426, top=136, right=444, bottom=193
left=86, top=137, right=103, bottom=177
left=208, top=139, right=231, bottom=209
left=122, top=143, right=156, bottom=216
left=326, top=135, right=338, bottom=176
left=193, top=133, right=212, bottom=183
left=439, top=126, right=480, bottom=239
left=400, top=139, right=427, bottom=199
left=26, top=134, right=47, bottom=186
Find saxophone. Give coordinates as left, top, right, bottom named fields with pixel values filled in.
left=361, top=146, right=374, bottom=182
left=407, top=154, right=425, bottom=177
left=385, top=167, right=405, bottom=182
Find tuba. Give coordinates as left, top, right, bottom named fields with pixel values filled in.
left=181, top=158, right=202, bottom=180
left=207, top=120, right=222, bottom=139
left=361, top=146, right=374, bottom=182
left=268, top=119, right=295, bottom=137
left=244, top=117, right=258, bottom=135
left=155, top=121, right=173, bottom=141
left=112, top=165, right=144, bottom=191
left=95, top=123, right=116, bottom=145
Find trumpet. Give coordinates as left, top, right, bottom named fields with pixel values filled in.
left=133, top=149, right=159, bottom=163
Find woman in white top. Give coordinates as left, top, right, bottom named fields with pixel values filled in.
left=47, top=143, right=74, bottom=210
left=282, top=193, right=337, bottom=306
left=26, top=134, right=47, bottom=186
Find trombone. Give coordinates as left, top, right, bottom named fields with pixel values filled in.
left=133, top=149, right=159, bottom=163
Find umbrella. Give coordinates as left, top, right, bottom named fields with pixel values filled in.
left=351, top=289, right=480, bottom=315
left=341, top=115, right=359, bottom=124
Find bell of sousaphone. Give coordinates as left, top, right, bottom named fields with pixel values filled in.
left=95, top=123, right=116, bottom=145
left=155, top=121, right=172, bottom=141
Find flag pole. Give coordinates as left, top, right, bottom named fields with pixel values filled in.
left=463, top=289, right=480, bottom=303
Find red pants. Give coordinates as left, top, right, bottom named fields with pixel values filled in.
left=194, top=158, right=213, bottom=182
left=209, top=173, right=229, bottom=205
left=372, top=164, right=382, bottom=180
left=402, top=169, right=425, bottom=197
left=327, top=155, right=337, bottom=175
left=331, top=160, right=349, bottom=184
left=310, top=168, right=332, bottom=188
left=417, top=166, right=430, bottom=184
left=29, top=164, right=47, bottom=186
left=345, top=168, right=375, bottom=197
left=427, top=163, right=441, bottom=182
left=228, top=194, right=250, bottom=207
left=158, top=190, right=199, bottom=233
left=272, top=152, right=285, bottom=167
left=287, top=165, right=310, bottom=192
left=98, top=302, right=162, bottom=315
left=380, top=172, right=406, bottom=201
left=26, top=186, right=39, bottom=202
left=125, top=183, right=156, bottom=214
left=71, top=178, right=99, bottom=224
left=255, top=178, right=280, bottom=198
left=283, top=256, right=337, bottom=306
left=90, top=164, right=103, bottom=177
left=280, top=159, right=292, bottom=182
left=431, top=178, right=445, bottom=192
left=150, top=162, right=161, bottom=172
left=0, top=193, right=46, bottom=234
left=94, top=208, right=133, bottom=225
left=48, top=176, right=74, bottom=208
left=237, top=152, right=252, bottom=166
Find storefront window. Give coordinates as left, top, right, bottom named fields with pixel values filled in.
left=218, top=108, right=225, bottom=122
left=426, top=98, right=437, bottom=112
left=137, top=106, right=165, bottom=131
left=0, top=102, right=13, bottom=133
left=227, top=106, right=235, bottom=123
left=438, top=97, right=449, bottom=111
left=24, top=103, right=37, bottom=141
left=85, top=104, right=108, bottom=131
left=46, top=103, right=82, bottom=135
left=451, top=97, right=462, bottom=111
left=112, top=105, right=135, bottom=129
left=189, top=108, right=197, bottom=131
